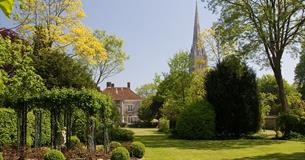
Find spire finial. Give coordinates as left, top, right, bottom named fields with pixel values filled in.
left=193, top=0, right=200, bottom=45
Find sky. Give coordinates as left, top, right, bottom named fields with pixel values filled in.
left=0, top=0, right=299, bottom=90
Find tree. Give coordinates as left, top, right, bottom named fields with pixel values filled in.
left=31, top=50, right=96, bottom=89
left=91, top=30, right=128, bottom=86
left=0, top=0, right=14, bottom=17
left=14, top=0, right=106, bottom=63
left=203, top=0, right=305, bottom=112
left=0, top=37, right=45, bottom=158
left=138, top=97, right=155, bottom=123
left=158, top=51, right=193, bottom=128
left=295, top=53, right=305, bottom=100
left=258, top=74, right=304, bottom=116
left=206, top=55, right=260, bottom=138
left=136, top=74, right=163, bottom=122
left=201, top=26, right=235, bottom=65
left=136, top=83, right=158, bottom=99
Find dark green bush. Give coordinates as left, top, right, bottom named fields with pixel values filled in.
left=43, top=149, right=65, bottom=160
left=111, top=128, right=134, bottom=141
left=110, top=141, right=121, bottom=151
left=206, top=55, right=260, bottom=138
left=158, top=118, right=169, bottom=133
left=70, top=136, right=81, bottom=147
left=277, top=112, right=305, bottom=138
left=176, top=100, right=215, bottom=140
left=111, top=147, right=130, bottom=160
left=130, top=141, right=145, bottom=158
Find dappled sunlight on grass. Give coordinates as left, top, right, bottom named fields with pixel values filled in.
left=128, top=128, right=305, bottom=160
left=233, top=152, right=305, bottom=160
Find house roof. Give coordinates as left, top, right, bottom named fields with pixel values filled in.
left=102, top=87, right=142, bottom=101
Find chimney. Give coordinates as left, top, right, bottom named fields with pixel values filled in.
left=127, top=82, right=131, bottom=89
left=106, top=82, right=111, bottom=88
left=111, top=83, right=115, bottom=88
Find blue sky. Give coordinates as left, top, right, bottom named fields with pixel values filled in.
left=0, top=0, right=299, bottom=90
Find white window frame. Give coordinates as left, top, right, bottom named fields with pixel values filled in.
left=127, top=104, right=133, bottom=112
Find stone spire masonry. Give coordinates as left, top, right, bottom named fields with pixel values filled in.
left=189, top=1, right=208, bottom=72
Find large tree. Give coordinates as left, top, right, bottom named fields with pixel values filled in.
left=203, top=0, right=305, bottom=112
left=0, top=0, right=14, bottom=17
left=13, top=0, right=106, bottom=63
left=91, top=30, right=128, bottom=86
left=158, top=51, right=208, bottom=128
left=31, top=50, right=96, bottom=89
left=206, top=55, right=260, bottom=138
left=295, top=53, right=305, bottom=100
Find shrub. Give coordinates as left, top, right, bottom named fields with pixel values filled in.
left=43, top=149, right=66, bottom=160
left=277, top=111, right=305, bottom=138
left=111, top=128, right=134, bottom=141
left=130, top=141, right=145, bottom=158
left=110, top=141, right=121, bottom=151
left=176, top=100, right=215, bottom=140
left=206, top=55, right=260, bottom=138
left=158, top=118, right=169, bottom=133
left=111, top=147, right=130, bottom=160
left=70, top=136, right=81, bottom=148
left=0, top=153, right=3, bottom=160
left=0, top=108, right=17, bottom=150
left=0, top=108, right=51, bottom=149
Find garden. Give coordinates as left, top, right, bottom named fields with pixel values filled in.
left=1, top=0, right=305, bottom=159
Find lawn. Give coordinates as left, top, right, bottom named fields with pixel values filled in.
left=129, top=128, right=305, bottom=160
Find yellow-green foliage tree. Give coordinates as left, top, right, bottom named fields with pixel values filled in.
left=0, top=0, right=14, bottom=17
left=201, top=26, right=236, bottom=65
left=90, top=30, right=128, bottom=86
left=13, top=0, right=106, bottom=63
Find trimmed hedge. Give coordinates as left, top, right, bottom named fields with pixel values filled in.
left=111, top=128, right=134, bottom=141
left=158, top=118, right=169, bottom=133
left=130, top=141, right=145, bottom=158
left=0, top=108, right=17, bottom=150
left=176, top=101, right=215, bottom=140
left=43, top=149, right=65, bottom=160
left=0, top=108, right=51, bottom=149
left=111, top=147, right=130, bottom=160
left=110, top=141, right=121, bottom=151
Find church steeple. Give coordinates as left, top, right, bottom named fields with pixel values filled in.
left=193, top=1, right=200, bottom=46
left=190, top=1, right=208, bottom=73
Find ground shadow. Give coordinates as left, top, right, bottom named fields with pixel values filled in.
left=135, top=134, right=288, bottom=150
left=232, top=152, right=305, bottom=160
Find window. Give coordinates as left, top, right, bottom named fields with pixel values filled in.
left=127, top=105, right=133, bottom=112
left=128, top=116, right=133, bottom=123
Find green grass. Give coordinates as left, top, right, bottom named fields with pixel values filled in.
left=129, top=128, right=305, bottom=160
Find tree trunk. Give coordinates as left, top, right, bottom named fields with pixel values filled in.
left=273, top=65, right=289, bottom=112
left=65, top=110, right=72, bottom=149
left=34, top=110, right=42, bottom=148
left=51, top=108, right=60, bottom=149
left=87, top=117, right=96, bottom=152
left=103, top=126, right=109, bottom=153
left=17, top=107, right=27, bottom=160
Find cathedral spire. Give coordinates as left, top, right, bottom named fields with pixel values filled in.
left=193, top=1, right=200, bottom=46
left=190, top=1, right=208, bottom=72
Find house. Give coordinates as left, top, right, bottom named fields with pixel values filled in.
left=102, top=82, right=142, bottom=125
